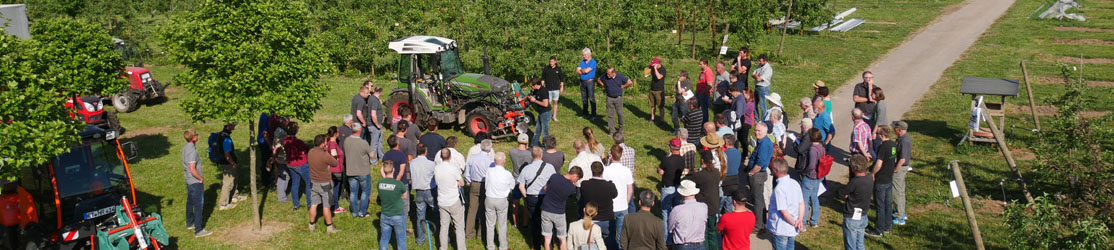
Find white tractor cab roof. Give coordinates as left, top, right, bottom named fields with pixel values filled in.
left=389, top=36, right=458, bottom=55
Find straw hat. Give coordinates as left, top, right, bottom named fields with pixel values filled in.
left=678, top=180, right=700, bottom=196
left=767, top=92, right=784, bottom=108
left=700, top=134, right=724, bottom=149
left=813, top=80, right=826, bottom=88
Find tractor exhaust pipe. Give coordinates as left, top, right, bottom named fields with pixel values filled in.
left=483, top=45, right=490, bottom=75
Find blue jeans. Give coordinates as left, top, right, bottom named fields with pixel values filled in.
left=185, top=183, right=205, bottom=234
left=660, top=186, right=678, bottom=245
left=671, top=101, right=690, bottom=133
left=594, top=220, right=614, bottom=250
left=697, top=93, right=710, bottom=122
left=674, top=243, right=703, bottom=250
left=843, top=215, right=868, bottom=250
left=366, top=126, right=383, bottom=165
left=379, top=215, right=408, bottom=250
left=347, top=175, right=371, bottom=216
left=873, top=183, right=893, bottom=232
left=414, top=189, right=436, bottom=245
left=331, top=173, right=343, bottom=209
left=755, top=86, right=770, bottom=119
left=533, top=110, right=552, bottom=147
left=288, top=164, right=311, bottom=208
left=800, top=177, right=822, bottom=225
left=525, top=195, right=543, bottom=248
left=580, top=79, right=597, bottom=116
left=611, top=210, right=629, bottom=250
left=773, top=235, right=795, bottom=250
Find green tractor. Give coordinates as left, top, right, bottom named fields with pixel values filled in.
left=385, top=36, right=532, bottom=139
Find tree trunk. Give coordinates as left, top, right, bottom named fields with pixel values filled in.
left=690, top=5, right=697, bottom=59
left=249, top=119, right=261, bottom=231
left=676, top=2, right=683, bottom=45
left=777, top=0, right=795, bottom=56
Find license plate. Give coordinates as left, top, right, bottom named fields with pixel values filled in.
left=84, top=207, right=115, bottom=220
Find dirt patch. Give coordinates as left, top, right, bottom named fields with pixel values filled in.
left=1051, top=38, right=1114, bottom=45
left=1035, top=76, right=1114, bottom=87
left=908, top=202, right=949, bottom=214
left=1053, top=26, right=1114, bottom=33
left=1088, top=81, right=1114, bottom=87
left=164, top=87, right=182, bottom=94
left=1012, top=148, right=1036, bottom=161
left=1012, top=106, right=1109, bottom=118
left=975, top=199, right=1006, bottom=214
left=219, top=221, right=291, bottom=248
left=1081, top=111, right=1111, bottom=118
left=123, top=126, right=171, bottom=137
left=1055, top=57, right=1114, bottom=64
left=1011, top=147, right=1033, bottom=160
left=1013, top=105, right=1058, bottom=116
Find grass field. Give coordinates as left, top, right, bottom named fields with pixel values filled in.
left=108, top=0, right=1000, bottom=249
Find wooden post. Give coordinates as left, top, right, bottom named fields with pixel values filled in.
left=980, top=102, right=1036, bottom=203
left=1020, top=61, right=1040, bottom=131
left=950, top=160, right=986, bottom=250
left=249, top=119, right=261, bottom=230
left=691, top=5, right=698, bottom=59
left=777, top=0, right=795, bottom=56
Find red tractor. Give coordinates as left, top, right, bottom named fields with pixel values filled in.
left=64, top=95, right=122, bottom=131
left=108, top=39, right=166, bottom=113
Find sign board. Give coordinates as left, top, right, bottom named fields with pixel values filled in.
left=0, top=4, right=30, bottom=39
left=719, top=46, right=729, bottom=55
left=950, top=180, right=960, bottom=198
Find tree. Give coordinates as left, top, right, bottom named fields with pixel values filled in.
left=164, top=0, right=331, bottom=230
left=0, top=34, right=84, bottom=180
left=32, top=16, right=127, bottom=97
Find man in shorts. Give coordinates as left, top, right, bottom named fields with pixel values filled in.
left=307, top=134, right=340, bottom=233
left=540, top=166, right=582, bottom=250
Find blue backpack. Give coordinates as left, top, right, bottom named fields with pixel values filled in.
left=207, top=132, right=231, bottom=164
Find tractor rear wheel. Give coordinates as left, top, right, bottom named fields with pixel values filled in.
left=112, top=93, right=138, bottom=113
left=105, top=111, right=123, bottom=130
left=464, top=109, right=497, bottom=137
left=384, top=92, right=429, bottom=131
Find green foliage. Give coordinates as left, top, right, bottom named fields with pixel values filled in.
left=163, top=0, right=331, bottom=123
left=31, top=16, right=127, bottom=96
left=1008, top=63, right=1114, bottom=249
left=786, top=0, right=836, bottom=30
left=1004, top=195, right=1112, bottom=249
left=0, top=34, right=82, bottom=179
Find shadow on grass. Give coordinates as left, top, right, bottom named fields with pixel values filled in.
left=124, top=134, right=171, bottom=164
left=627, top=103, right=675, bottom=132
left=905, top=120, right=963, bottom=145
left=558, top=97, right=609, bottom=132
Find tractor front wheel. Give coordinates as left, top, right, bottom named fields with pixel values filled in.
left=465, top=109, right=496, bottom=137
left=152, top=80, right=167, bottom=102
left=105, top=111, right=123, bottom=130
left=112, top=93, right=138, bottom=113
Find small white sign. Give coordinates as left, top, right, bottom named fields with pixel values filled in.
left=950, top=180, right=960, bottom=198
left=719, top=46, right=729, bottom=55
left=722, top=34, right=729, bottom=44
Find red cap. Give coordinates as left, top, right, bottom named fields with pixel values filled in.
left=669, top=138, right=682, bottom=149
left=650, top=57, right=661, bottom=67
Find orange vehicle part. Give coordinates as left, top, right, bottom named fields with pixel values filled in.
left=114, top=140, right=138, bottom=207
left=48, top=163, right=61, bottom=229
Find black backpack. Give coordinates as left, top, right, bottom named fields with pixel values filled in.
left=208, top=132, right=231, bottom=164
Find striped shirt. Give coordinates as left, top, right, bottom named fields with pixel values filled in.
left=851, top=120, right=872, bottom=154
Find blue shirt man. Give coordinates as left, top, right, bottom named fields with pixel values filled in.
left=813, top=110, right=835, bottom=143
left=578, top=56, right=597, bottom=81
left=747, top=136, right=773, bottom=172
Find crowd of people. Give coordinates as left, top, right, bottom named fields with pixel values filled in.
left=179, top=46, right=915, bottom=250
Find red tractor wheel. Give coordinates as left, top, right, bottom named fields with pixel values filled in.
left=384, top=92, right=427, bottom=130
left=465, top=109, right=495, bottom=137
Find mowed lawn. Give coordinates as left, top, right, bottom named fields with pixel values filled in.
left=114, top=1, right=976, bottom=249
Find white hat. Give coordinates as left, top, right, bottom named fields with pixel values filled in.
left=517, top=133, right=529, bottom=143
left=677, top=180, right=700, bottom=196
left=766, top=92, right=784, bottom=108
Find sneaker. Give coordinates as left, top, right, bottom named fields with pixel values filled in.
left=810, top=223, right=819, bottom=228
left=333, top=207, right=347, bottom=213
left=326, top=225, right=340, bottom=234
left=194, top=230, right=213, bottom=238
left=309, top=224, right=316, bottom=232
left=866, top=230, right=884, bottom=237
left=187, top=225, right=195, bottom=230
left=908, top=166, right=913, bottom=171
left=232, top=195, right=248, bottom=202
left=893, top=219, right=906, bottom=225
left=903, top=214, right=909, bottom=220
left=218, top=204, right=237, bottom=210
